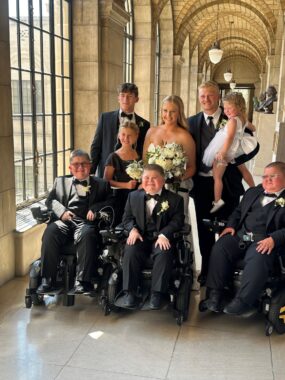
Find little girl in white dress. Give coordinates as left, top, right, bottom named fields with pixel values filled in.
left=203, top=92, right=258, bottom=213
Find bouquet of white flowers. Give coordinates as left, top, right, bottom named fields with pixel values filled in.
left=146, top=143, right=187, bottom=179
left=126, top=160, right=144, bottom=181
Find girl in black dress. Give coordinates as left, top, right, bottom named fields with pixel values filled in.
left=104, top=121, right=140, bottom=223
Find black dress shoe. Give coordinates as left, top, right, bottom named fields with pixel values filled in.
left=37, top=277, right=52, bottom=293
left=205, top=289, right=223, bottom=313
left=73, top=281, right=94, bottom=294
left=223, top=298, right=255, bottom=316
left=123, top=292, right=136, bottom=307
left=149, top=292, right=162, bottom=310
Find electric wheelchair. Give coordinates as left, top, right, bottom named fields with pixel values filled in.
left=99, top=224, right=193, bottom=325
left=25, top=205, right=114, bottom=309
left=199, top=219, right=285, bottom=336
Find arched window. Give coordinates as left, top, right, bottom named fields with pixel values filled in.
left=154, top=23, right=160, bottom=124
left=124, top=0, right=134, bottom=82
left=9, top=0, right=73, bottom=207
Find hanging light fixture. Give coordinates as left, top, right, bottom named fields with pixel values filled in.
left=208, top=4, right=223, bottom=64
left=224, top=21, right=233, bottom=82
left=229, top=80, right=236, bottom=90
left=224, top=70, right=233, bottom=82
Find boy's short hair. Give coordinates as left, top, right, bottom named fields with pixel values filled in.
left=70, top=149, right=91, bottom=163
left=143, top=164, right=165, bottom=178
left=117, top=83, right=139, bottom=97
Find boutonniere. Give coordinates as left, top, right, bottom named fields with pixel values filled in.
left=157, top=200, right=169, bottom=215
left=216, top=118, right=227, bottom=130
left=81, top=185, right=91, bottom=194
left=275, top=197, right=285, bottom=207
left=138, top=121, right=144, bottom=128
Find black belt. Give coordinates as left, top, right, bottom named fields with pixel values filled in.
left=241, top=232, right=267, bottom=242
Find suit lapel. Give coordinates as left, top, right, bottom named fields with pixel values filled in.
left=266, top=189, right=285, bottom=227
left=154, top=189, right=168, bottom=230
left=66, top=177, right=74, bottom=203
left=137, top=190, right=146, bottom=229
left=240, top=188, right=263, bottom=221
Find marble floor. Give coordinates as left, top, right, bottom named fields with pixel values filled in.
left=0, top=276, right=284, bottom=380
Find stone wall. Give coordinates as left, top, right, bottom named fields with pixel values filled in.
left=0, top=0, right=16, bottom=285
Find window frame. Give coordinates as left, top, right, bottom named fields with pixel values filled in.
left=9, top=0, right=73, bottom=209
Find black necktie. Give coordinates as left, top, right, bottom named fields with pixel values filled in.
left=121, top=112, right=133, bottom=120
left=146, top=194, right=160, bottom=201
left=207, top=116, right=215, bottom=134
left=73, top=179, right=88, bottom=187
left=263, top=192, right=277, bottom=198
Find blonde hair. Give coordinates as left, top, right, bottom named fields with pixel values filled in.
left=223, top=92, right=246, bottom=115
left=118, top=121, right=139, bottom=135
left=160, top=95, right=188, bottom=130
left=198, top=80, right=220, bottom=95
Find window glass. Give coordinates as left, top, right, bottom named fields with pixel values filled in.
left=9, top=0, right=73, bottom=207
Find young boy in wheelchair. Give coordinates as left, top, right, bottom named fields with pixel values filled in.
left=203, top=161, right=285, bottom=316
left=37, top=149, right=114, bottom=294
left=121, top=164, right=185, bottom=309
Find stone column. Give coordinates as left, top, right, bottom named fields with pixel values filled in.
left=0, top=0, right=16, bottom=285
left=252, top=112, right=276, bottom=175
left=73, top=0, right=100, bottom=151
left=73, top=0, right=128, bottom=151
left=188, top=48, right=199, bottom=116
left=133, top=3, right=155, bottom=123
left=99, top=0, right=129, bottom=111
left=172, top=55, right=184, bottom=96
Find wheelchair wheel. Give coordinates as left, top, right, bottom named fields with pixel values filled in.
left=62, top=294, right=75, bottom=307
left=25, top=295, right=32, bottom=309
left=267, top=291, right=285, bottom=334
left=265, top=322, right=274, bottom=336
left=198, top=299, right=208, bottom=312
left=31, top=293, right=44, bottom=306
left=175, top=275, right=192, bottom=322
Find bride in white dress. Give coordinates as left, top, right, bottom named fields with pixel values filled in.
left=143, top=95, right=196, bottom=217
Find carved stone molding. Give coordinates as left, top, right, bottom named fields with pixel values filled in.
left=99, top=0, right=129, bottom=28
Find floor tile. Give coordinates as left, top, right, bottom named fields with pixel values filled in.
left=0, top=357, right=62, bottom=380
left=58, top=366, right=162, bottom=380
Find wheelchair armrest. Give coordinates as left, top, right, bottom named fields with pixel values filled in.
left=202, top=218, right=227, bottom=234
left=99, top=227, right=126, bottom=243
left=31, top=206, right=50, bottom=223
left=173, top=224, right=191, bottom=239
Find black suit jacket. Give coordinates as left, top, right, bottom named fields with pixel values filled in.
left=122, top=188, right=184, bottom=241
left=187, top=110, right=244, bottom=198
left=90, top=110, right=150, bottom=177
left=227, top=184, right=285, bottom=249
left=46, top=175, right=114, bottom=219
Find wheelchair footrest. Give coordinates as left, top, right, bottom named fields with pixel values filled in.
left=36, top=288, right=64, bottom=296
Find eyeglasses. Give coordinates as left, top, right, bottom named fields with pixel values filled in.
left=261, top=174, right=281, bottom=180
left=70, top=162, right=91, bottom=169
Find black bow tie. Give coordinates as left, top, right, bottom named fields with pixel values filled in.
left=121, top=112, right=133, bottom=120
left=263, top=192, right=277, bottom=198
left=73, top=179, right=88, bottom=187
left=146, top=194, right=160, bottom=201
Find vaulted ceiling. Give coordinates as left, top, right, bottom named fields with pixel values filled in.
left=152, top=0, right=284, bottom=74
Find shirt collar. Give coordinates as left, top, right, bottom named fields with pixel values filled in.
left=266, top=188, right=285, bottom=197
left=203, top=107, right=222, bottom=126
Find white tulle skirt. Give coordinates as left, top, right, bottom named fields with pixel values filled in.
left=202, top=128, right=246, bottom=167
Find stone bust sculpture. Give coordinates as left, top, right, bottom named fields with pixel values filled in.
left=256, top=86, right=277, bottom=114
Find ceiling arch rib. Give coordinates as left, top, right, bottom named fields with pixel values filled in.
left=190, top=18, right=269, bottom=58
left=174, top=0, right=277, bottom=38
left=175, top=3, right=274, bottom=56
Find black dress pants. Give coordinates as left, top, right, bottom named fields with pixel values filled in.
left=192, top=175, right=240, bottom=277
left=41, top=220, right=100, bottom=283
left=123, top=239, right=174, bottom=294
left=206, top=234, right=276, bottom=305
